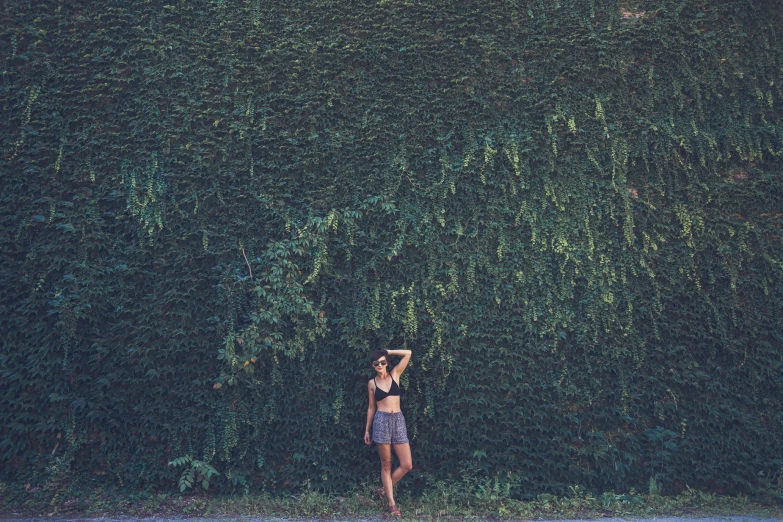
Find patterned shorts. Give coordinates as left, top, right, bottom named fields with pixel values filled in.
left=371, top=411, right=409, bottom=444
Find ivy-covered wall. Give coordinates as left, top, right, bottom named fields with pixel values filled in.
left=1, top=0, right=782, bottom=497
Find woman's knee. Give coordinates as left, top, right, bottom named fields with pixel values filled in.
left=401, top=461, right=413, bottom=472
left=380, top=459, right=393, bottom=473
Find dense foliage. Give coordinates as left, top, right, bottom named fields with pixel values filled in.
left=1, top=0, right=782, bottom=498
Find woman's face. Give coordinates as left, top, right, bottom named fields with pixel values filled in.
left=372, top=357, right=388, bottom=374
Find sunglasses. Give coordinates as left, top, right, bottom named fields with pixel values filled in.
left=372, top=360, right=388, bottom=367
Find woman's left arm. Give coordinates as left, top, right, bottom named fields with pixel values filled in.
left=388, top=349, right=412, bottom=378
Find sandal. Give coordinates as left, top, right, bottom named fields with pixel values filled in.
left=374, top=487, right=385, bottom=499
left=388, top=504, right=401, bottom=516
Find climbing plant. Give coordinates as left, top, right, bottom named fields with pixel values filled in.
left=1, top=0, right=782, bottom=498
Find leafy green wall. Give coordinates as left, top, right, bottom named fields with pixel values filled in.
left=1, top=0, right=782, bottom=497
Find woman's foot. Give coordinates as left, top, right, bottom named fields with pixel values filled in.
left=388, top=504, right=401, bottom=516
left=374, top=487, right=385, bottom=499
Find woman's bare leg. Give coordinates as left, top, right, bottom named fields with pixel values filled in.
left=391, top=443, right=413, bottom=486
left=377, top=443, right=395, bottom=506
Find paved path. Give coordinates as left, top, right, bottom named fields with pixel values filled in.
left=0, top=515, right=783, bottom=522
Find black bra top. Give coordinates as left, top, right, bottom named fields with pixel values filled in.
left=374, top=375, right=401, bottom=402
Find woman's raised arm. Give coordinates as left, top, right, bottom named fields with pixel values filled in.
left=388, top=349, right=412, bottom=378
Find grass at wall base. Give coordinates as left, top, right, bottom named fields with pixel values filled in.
left=1, top=477, right=782, bottom=520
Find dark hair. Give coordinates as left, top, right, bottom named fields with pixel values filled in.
left=370, top=349, right=388, bottom=364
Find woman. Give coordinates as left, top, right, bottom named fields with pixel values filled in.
left=364, top=348, right=413, bottom=517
